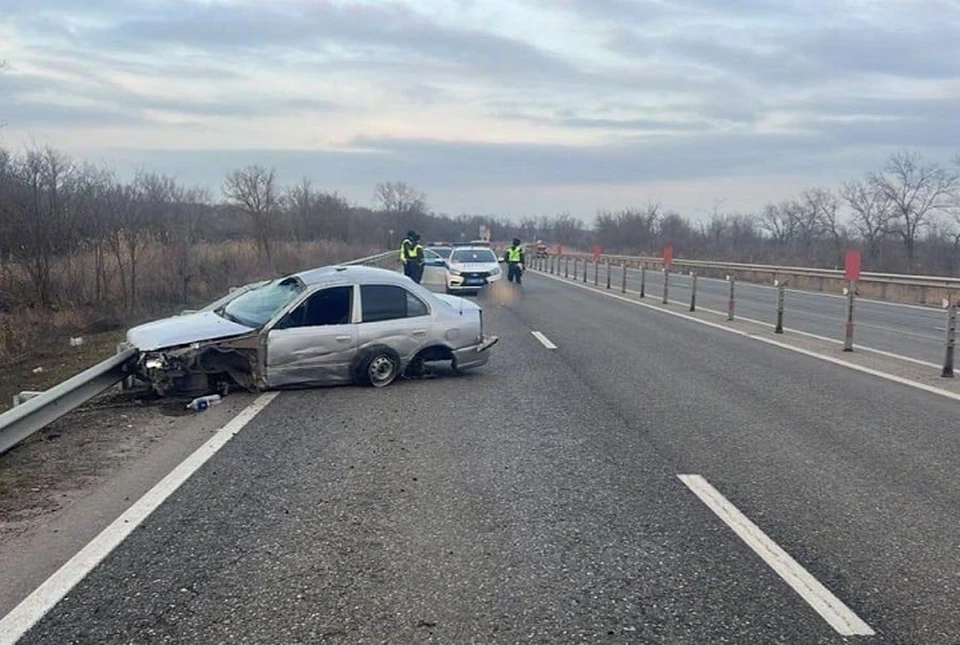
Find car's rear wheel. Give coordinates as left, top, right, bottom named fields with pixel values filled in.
left=356, top=346, right=401, bottom=388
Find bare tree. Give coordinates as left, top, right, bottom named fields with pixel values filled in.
left=801, top=188, right=845, bottom=265
left=869, top=151, right=959, bottom=269
left=9, top=147, right=78, bottom=307
left=759, top=200, right=798, bottom=247
left=840, top=178, right=893, bottom=264
left=374, top=181, right=427, bottom=216
left=223, top=165, right=279, bottom=261
left=285, top=177, right=314, bottom=245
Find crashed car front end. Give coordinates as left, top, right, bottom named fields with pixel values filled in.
left=124, top=308, right=264, bottom=396
left=131, top=338, right=262, bottom=396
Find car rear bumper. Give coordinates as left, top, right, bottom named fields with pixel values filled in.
left=453, top=334, right=499, bottom=370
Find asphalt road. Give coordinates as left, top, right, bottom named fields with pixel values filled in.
left=12, top=272, right=960, bottom=643
left=562, top=259, right=947, bottom=366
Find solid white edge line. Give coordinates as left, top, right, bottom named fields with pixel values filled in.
left=531, top=331, right=558, bottom=350
left=678, top=474, right=875, bottom=636
left=0, top=392, right=280, bottom=645
left=687, top=304, right=941, bottom=369
left=615, top=268, right=941, bottom=367
left=537, top=269, right=960, bottom=402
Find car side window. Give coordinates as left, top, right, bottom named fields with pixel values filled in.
left=361, top=285, right=429, bottom=322
left=284, top=286, right=353, bottom=328
left=407, top=291, right=429, bottom=317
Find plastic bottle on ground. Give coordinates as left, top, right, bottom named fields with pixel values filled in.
left=186, top=394, right=222, bottom=411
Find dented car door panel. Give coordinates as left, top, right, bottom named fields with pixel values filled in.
left=262, top=284, right=359, bottom=387
left=264, top=324, right=358, bottom=387
left=356, top=318, right=430, bottom=364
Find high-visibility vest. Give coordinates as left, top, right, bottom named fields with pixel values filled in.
left=400, top=238, right=416, bottom=260
left=507, top=246, right=523, bottom=262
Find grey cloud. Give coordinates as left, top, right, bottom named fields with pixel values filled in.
left=796, top=24, right=960, bottom=80
left=494, top=111, right=718, bottom=134
left=35, top=2, right=587, bottom=88
left=0, top=68, right=341, bottom=127
left=0, top=100, right=144, bottom=127
left=114, top=132, right=841, bottom=194
left=578, top=0, right=960, bottom=85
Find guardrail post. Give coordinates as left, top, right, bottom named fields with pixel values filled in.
left=117, top=343, right=135, bottom=390
left=727, top=274, right=735, bottom=321
left=942, top=293, right=957, bottom=377
left=689, top=272, right=698, bottom=312
left=621, top=262, right=627, bottom=293
left=606, top=259, right=611, bottom=289
left=662, top=267, right=670, bottom=304
left=594, top=259, right=599, bottom=285
left=565, top=256, right=570, bottom=278
left=583, top=258, right=588, bottom=283
left=775, top=280, right=786, bottom=333
left=551, top=256, right=556, bottom=275
left=843, top=280, right=856, bottom=352
left=640, top=264, right=646, bottom=298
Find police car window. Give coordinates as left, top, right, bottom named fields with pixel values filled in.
left=361, top=285, right=428, bottom=322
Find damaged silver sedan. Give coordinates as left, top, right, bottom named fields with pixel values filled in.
left=123, top=265, right=499, bottom=395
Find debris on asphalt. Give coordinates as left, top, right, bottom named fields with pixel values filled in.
left=186, top=394, right=222, bottom=411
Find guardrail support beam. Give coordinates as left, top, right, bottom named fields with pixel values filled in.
left=843, top=280, right=856, bottom=351
left=689, top=272, right=698, bottom=312
left=943, top=293, right=957, bottom=377
left=727, top=275, right=735, bottom=321
left=775, top=281, right=786, bottom=333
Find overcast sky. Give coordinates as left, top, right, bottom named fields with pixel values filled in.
left=1, top=0, right=959, bottom=220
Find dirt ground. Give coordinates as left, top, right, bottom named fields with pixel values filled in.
left=0, top=386, right=210, bottom=543
left=0, top=330, right=127, bottom=415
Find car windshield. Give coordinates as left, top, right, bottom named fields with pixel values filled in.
left=451, top=248, right=497, bottom=263
left=218, top=277, right=305, bottom=328
left=428, top=247, right=453, bottom=258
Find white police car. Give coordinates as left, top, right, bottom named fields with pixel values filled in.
left=444, top=246, right=502, bottom=294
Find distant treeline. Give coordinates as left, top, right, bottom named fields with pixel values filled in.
left=1, top=145, right=959, bottom=322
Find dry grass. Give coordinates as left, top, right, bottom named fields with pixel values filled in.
left=0, top=238, right=378, bottom=362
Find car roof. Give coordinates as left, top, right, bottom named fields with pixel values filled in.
left=292, top=265, right=411, bottom=287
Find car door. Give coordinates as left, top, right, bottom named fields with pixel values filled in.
left=420, top=249, right=448, bottom=289
left=263, top=285, right=358, bottom=387
left=357, top=284, right=433, bottom=363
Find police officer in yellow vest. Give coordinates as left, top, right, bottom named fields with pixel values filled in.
left=399, top=230, right=425, bottom=283
left=503, top=237, right=525, bottom=285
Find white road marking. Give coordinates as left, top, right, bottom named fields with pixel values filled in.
left=688, top=304, right=941, bottom=369
left=531, top=331, right=558, bottom=349
left=0, top=392, right=279, bottom=645
left=678, top=474, right=875, bottom=636
left=535, top=269, right=960, bottom=402
left=625, top=274, right=942, bottom=366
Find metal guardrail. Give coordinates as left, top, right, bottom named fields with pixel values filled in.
left=343, top=250, right=397, bottom=267
left=0, top=348, right=138, bottom=455
left=558, top=252, right=960, bottom=289
left=0, top=250, right=395, bottom=456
